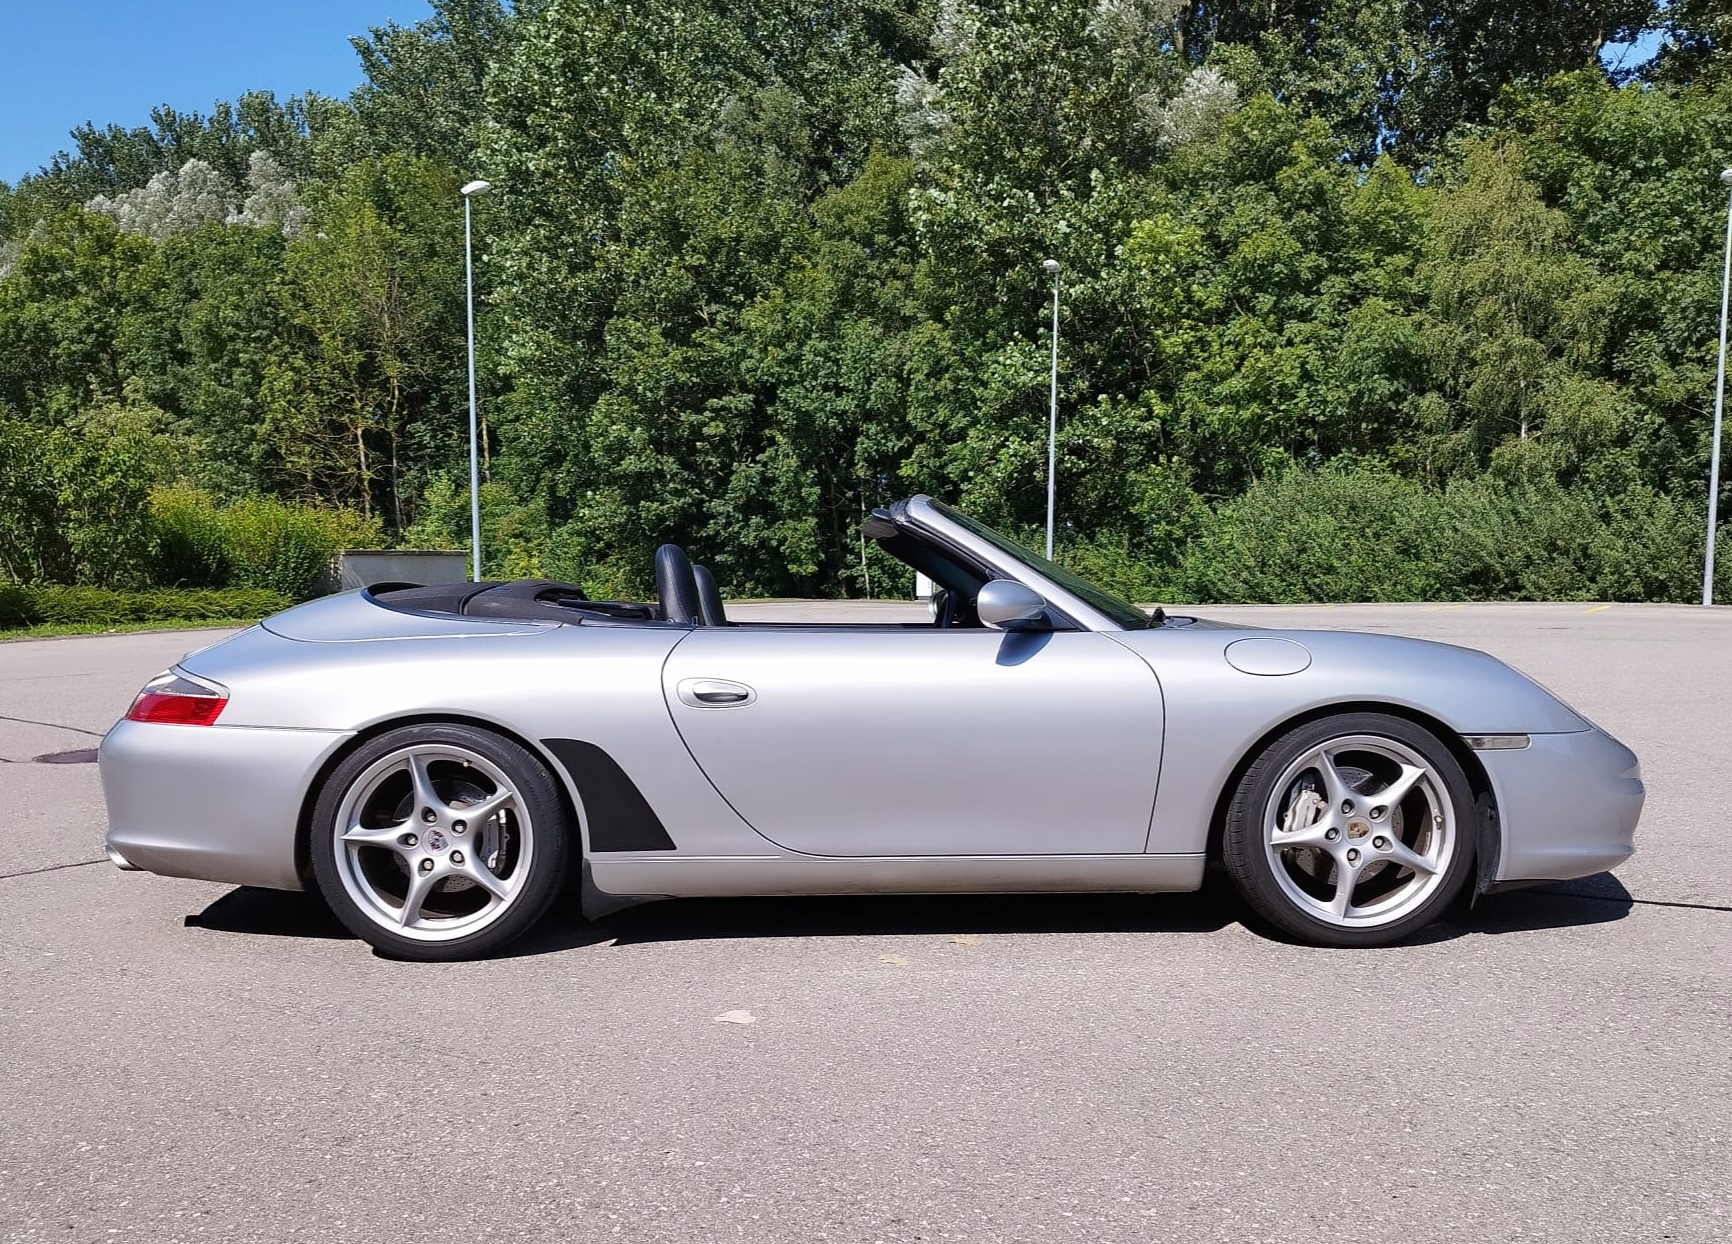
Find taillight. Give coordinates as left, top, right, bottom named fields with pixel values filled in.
left=125, top=671, right=228, bottom=726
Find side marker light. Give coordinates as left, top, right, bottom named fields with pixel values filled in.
left=1462, top=734, right=1529, bottom=751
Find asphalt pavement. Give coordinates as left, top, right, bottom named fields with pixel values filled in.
left=2, top=603, right=1728, bottom=1243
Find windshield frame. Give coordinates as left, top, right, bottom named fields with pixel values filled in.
left=918, top=499, right=1152, bottom=630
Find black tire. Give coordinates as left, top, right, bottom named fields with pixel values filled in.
left=310, top=723, right=573, bottom=961
left=1221, top=712, right=1476, bottom=948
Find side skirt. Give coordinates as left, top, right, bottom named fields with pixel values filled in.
left=587, top=852, right=1206, bottom=902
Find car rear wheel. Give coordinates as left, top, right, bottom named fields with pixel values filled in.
left=310, top=724, right=572, bottom=960
left=1222, top=713, right=1476, bottom=947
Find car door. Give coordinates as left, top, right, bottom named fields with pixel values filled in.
left=661, top=627, right=1163, bottom=857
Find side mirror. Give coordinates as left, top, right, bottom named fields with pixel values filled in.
left=976, top=580, right=1053, bottom=632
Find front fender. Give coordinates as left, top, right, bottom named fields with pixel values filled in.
left=1115, top=627, right=1589, bottom=854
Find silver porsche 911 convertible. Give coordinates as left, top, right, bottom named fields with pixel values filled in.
left=100, top=496, right=1642, bottom=959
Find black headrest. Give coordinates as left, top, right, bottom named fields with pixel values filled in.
left=692, top=563, right=727, bottom=626
left=654, top=544, right=702, bottom=625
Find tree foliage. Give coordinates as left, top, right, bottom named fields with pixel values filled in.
left=2, top=0, right=1732, bottom=601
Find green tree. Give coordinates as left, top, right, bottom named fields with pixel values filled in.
left=346, top=0, right=520, bottom=168
left=0, top=208, right=158, bottom=419
left=1423, top=140, right=1614, bottom=463
left=0, top=398, right=178, bottom=586
left=265, top=156, right=466, bottom=528
left=485, top=0, right=904, bottom=592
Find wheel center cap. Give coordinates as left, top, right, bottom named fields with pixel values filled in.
left=1346, top=820, right=1371, bottom=840
left=426, top=829, right=449, bottom=852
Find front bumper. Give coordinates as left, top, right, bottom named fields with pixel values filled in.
left=1477, top=727, right=1643, bottom=884
left=99, top=719, right=353, bottom=892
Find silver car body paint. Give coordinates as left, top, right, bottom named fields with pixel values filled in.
left=101, top=717, right=348, bottom=890
left=661, top=628, right=1163, bottom=857
left=590, top=853, right=1204, bottom=899
left=153, top=609, right=769, bottom=867
left=99, top=496, right=1641, bottom=911
left=1106, top=625, right=1637, bottom=877
left=1474, top=728, right=1641, bottom=880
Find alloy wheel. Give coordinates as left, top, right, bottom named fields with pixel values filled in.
left=330, top=743, right=534, bottom=943
left=1262, top=734, right=1458, bottom=930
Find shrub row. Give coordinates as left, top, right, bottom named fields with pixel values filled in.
left=1059, top=463, right=1731, bottom=605
left=147, top=487, right=383, bottom=599
left=0, top=585, right=290, bottom=628
left=8, top=465, right=1722, bottom=612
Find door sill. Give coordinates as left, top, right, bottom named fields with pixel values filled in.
left=589, top=852, right=1205, bottom=898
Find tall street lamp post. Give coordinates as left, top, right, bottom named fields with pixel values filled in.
left=1705, top=169, right=1732, bottom=606
left=1041, top=258, right=1060, bottom=560
left=461, top=178, right=493, bottom=583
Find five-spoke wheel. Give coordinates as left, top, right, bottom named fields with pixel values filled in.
left=1223, top=713, right=1476, bottom=947
left=310, top=724, right=572, bottom=960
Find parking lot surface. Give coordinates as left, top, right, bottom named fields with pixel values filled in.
left=2, top=603, right=1728, bottom=1243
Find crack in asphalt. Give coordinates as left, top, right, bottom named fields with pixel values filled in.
left=0, top=858, right=104, bottom=881
left=0, top=713, right=104, bottom=738
left=1545, top=887, right=1732, bottom=915
left=0, top=714, right=105, bottom=762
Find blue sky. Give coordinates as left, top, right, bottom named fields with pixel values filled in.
left=1, top=1, right=434, bottom=185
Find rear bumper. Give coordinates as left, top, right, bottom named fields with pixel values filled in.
left=1479, top=728, right=1643, bottom=884
left=99, top=719, right=353, bottom=892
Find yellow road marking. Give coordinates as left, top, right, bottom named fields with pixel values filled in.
left=1585, top=604, right=1611, bottom=613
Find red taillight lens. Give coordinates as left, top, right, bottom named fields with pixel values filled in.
left=125, top=672, right=228, bottom=726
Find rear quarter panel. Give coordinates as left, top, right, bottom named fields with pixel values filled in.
left=176, top=615, right=769, bottom=858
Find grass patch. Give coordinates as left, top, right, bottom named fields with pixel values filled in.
left=0, top=585, right=291, bottom=628
left=0, top=616, right=264, bottom=641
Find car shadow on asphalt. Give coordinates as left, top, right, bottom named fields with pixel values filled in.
left=546, top=882, right=1245, bottom=953
left=1445, top=872, right=1635, bottom=939
left=520, top=872, right=1636, bottom=956
left=186, top=886, right=352, bottom=939
left=185, top=871, right=1635, bottom=958
left=1244, top=873, right=1636, bottom=948
left=184, top=878, right=1248, bottom=954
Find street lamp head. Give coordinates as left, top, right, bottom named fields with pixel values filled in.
left=1719, top=168, right=1732, bottom=186
left=461, top=179, right=494, bottom=197
left=1041, top=258, right=1060, bottom=277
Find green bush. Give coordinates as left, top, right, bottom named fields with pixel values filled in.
left=1179, top=464, right=1453, bottom=603
left=143, top=488, right=382, bottom=599
left=221, top=496, right=380, bottom=599
left=1054, top=530, right=1187, bottom=606
left=0, top=585, right=290, bottom=628
left=1167, top=462, right=1730, bottom=604
left=0, top=403, right=171, bottom=589
left=401, top=475, right=553, bottom=582
left=1588, top=486, right=1706, bottom=602
left=146, top=486, right=232, bottom=588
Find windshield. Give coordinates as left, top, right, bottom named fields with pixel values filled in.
left=928, top=501, right=1152, bottom=629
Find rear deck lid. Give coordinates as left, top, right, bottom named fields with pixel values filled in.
left=260, top=588, right=556, bottom=642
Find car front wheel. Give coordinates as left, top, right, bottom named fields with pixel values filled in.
left=310, top=723, right=572, bottom=960
left=1222, top=712, right=1477, bottom=947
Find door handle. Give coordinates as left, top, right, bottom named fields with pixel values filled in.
left=677, top=678, right=756, bottom=708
